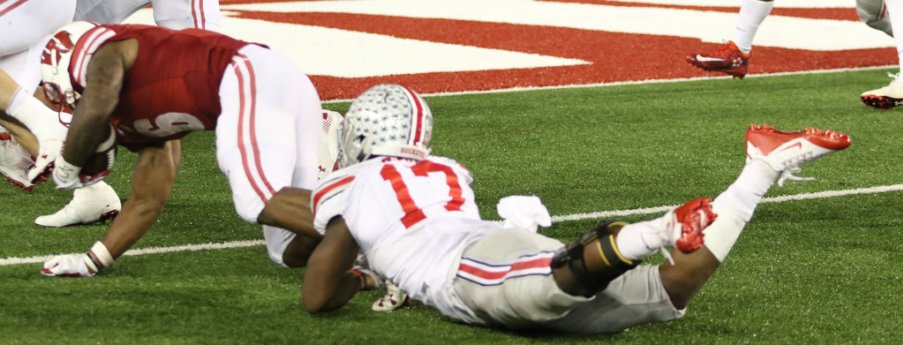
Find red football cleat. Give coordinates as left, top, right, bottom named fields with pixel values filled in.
left=746, top=124, right=851, bottom=186
left=686, top=41, right=751, bottom=79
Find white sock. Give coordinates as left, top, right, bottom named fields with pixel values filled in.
left=883, top=0, right=903, bottom=68
left=6, top=88, right=67, bottom=140
left=712, top=159, right=777, bottom=223
left=615, top=217, right=667, bottom=261
left=704, top=159, right=778, bottom=262
left=732, top=0, right=774, bottom=53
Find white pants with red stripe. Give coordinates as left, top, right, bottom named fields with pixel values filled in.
left=0, top=0, right=76, bottom=90
left=75, top=0, right=221, bottom=31
left=452, top=228, right=684, bottom=333
left=216, top=44, right=322, bottom=266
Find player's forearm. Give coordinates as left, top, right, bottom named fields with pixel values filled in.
left=303, top=271, right=361, bottom=313
left=63, top=101, right=114, bottom=166
left=99, top=144, right=177, bottom=259
left=100, top=196, right=167, bottom=258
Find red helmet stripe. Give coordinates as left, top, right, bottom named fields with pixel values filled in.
left=403, top=86, right=424, bottom=146
left=72, top=26, right=114, bottom=88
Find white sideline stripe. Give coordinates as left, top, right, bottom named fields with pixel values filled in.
left=3, top=184, right=902, bottom=268
left=324, top=65, right=898, bottom=103
left=553, top=184, right=903, bottom=222
left=0, top=240, right=264, bottom=267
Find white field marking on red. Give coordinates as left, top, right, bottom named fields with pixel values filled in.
left=3, top=184, right=902, bottom=268
left=322, top=65, right=899, bottom=104
left=221, top=0, right=889, bottom=51
left=120, top=8, right=588, bottom=79
left=597, top=0, right=852, bottom=8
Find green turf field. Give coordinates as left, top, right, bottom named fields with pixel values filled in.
left=1, top=69, right=901, bottom=344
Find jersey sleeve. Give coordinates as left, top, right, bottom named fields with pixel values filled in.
left=311, top=172, right=357, bottom=234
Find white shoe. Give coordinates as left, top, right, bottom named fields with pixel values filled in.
left=745, top=124, right=852, bottom=186
left=0, top=130, right=36, bottom=191
left=861, top=73, right=903, bottom=109
left=35, top=181, right=121, bottom=227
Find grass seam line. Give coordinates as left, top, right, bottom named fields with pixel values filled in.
left=3, top=184, right=901, bottom=267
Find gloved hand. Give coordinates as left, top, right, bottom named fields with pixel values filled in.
left=497, top=195, right=552, bottom=233
left=50, top=156, right=85, bottom=190
left=41, top=254, right=98, bottom=277
left=26, top=139, right=63, bottom=184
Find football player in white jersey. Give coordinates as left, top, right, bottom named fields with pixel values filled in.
left=302, top=84, right=851, bottom=333
left=0, top=0, right=121, bottom=226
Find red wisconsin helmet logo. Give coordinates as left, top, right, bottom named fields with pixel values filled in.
left=41, top=30, right=76, bottom=66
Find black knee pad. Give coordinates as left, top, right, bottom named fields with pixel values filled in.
left=551, top=220, right=639, bottom=292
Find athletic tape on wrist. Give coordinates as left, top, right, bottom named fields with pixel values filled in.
left=87, top=241, right=114, bottom=270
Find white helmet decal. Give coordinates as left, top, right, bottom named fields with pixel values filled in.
left=40, top=21, right=99, bottom=111
left=339, top=84, right=433, bottom=168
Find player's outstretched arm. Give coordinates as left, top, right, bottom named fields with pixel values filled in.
left=41, top=141, right=178, bottom=277
left=302, top=217, right=362, bottom=314
left=101, top=141, right=179, bottom=258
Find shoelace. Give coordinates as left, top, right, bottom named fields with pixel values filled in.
left=777, top=168, right=816, bottom=187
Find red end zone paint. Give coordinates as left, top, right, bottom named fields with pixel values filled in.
left=233, top=10, right=895, bottom=100
left=541, top=0, right=859, bottom=21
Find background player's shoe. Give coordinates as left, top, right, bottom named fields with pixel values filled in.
left=686, top=41, right=750, bottom=79
left=0, top=129, right=37, bottom=191
left=35, top=181, right=121, bottom=227
left=746, top=124, right=851, bottom=185
left=860, top=73, right=903, bottom=109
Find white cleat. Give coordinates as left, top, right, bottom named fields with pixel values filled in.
left=861, top=73, right=903, bottom=110
left=745, top=124, right=852, bottom=186
left=35, top=181, right=121, bottom=227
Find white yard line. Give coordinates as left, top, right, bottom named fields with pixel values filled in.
left=3, top=184, right=902, bottom=268
left=324, top=65, right=898, bottom=103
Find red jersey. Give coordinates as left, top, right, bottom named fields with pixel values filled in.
left=68, top=24, right=252, bottom=150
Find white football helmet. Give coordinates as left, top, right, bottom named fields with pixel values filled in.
left=41, top=21, right=99, bottom=111
left=338, top=84, right=433, bottom=167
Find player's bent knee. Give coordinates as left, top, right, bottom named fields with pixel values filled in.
left=551, top=221, right=639, bottom=296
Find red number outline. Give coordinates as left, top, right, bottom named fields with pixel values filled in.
left=380, top=161, right=465, bottom=228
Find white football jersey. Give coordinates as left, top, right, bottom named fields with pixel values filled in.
left=313, top=156, right=492, bottom=320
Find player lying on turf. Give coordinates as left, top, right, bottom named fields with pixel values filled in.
left=0, top=0, right=121, bottom=226
left=301, top=84, right=851, bottom=333
left=36, top=21, right=330, bottom=277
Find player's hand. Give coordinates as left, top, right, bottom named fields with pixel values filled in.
left=50, top=156, right=84, bottom=190
left=41, top=254, right=97, bottom=277
left=497, top=195, right=552, bottom=233
left=26, top=139, right=63, bottom=184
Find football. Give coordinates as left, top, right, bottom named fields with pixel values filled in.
left=79, top=125, right=117, bottom=180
